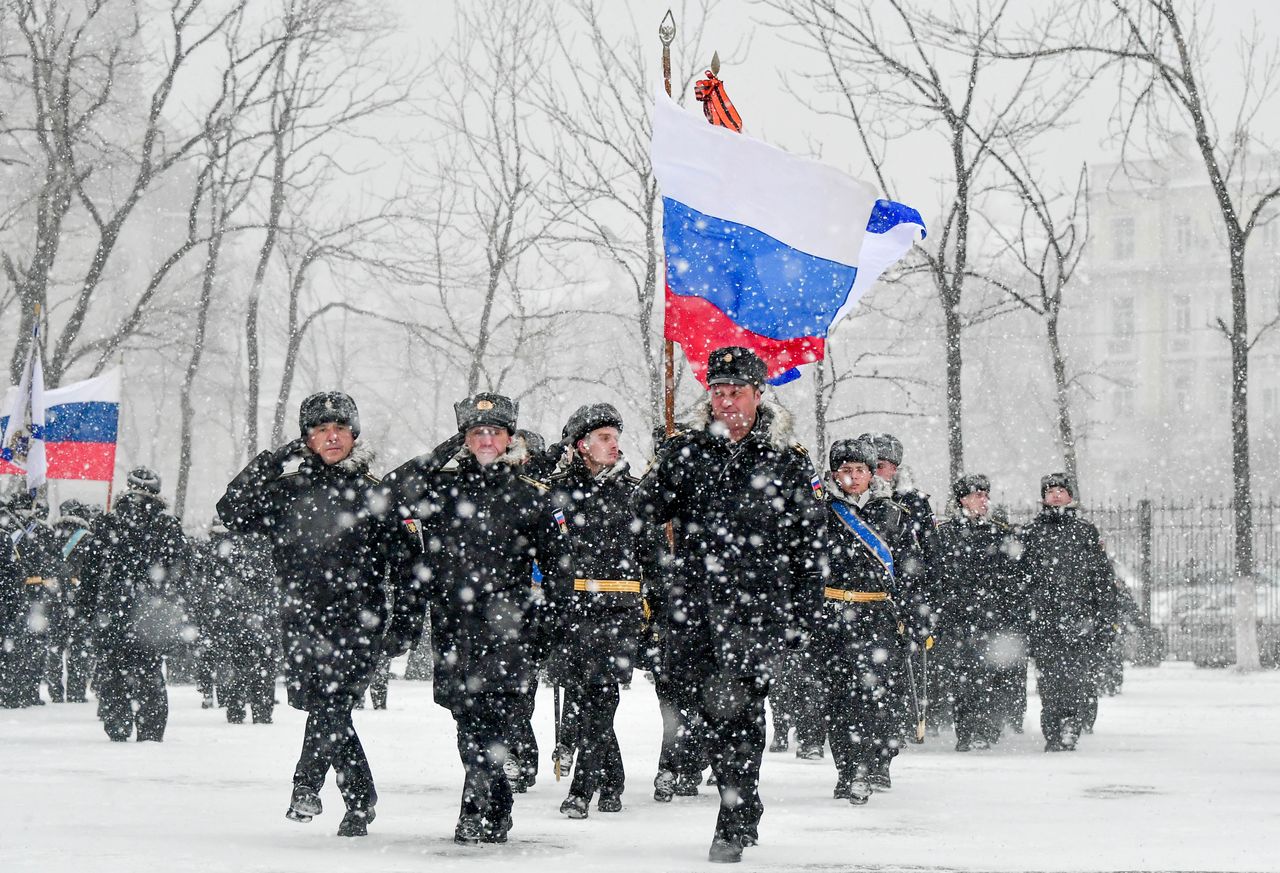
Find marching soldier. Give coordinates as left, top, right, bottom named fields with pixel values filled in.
left=1019, top=473, right=1119, bottom=751
left=545, top=403, right=648, bottom=819
left=634, top=347, right=823, bottom=864
left=387, top=392, right=570, bottom=846
left=78, top=468, right=194, bottom=741
left=933, top=474, right=1025, bottom=751
left=191, top=520, right=279, bottom=724
left=810, top=438, right=925, bottom=804
left=860, top=432, right=938, bottom=732
left=51, top=500, right=96, bottom=703
left=218, top=393, right=420, bottom=836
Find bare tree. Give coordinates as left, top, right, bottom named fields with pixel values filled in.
left=762, top=0, right=1085, bottom=481
left=537, top=0, right=737, bottom=428
left=5, top=0, right=261, bottom=388
left=1009, top=0, right=1279, bottom=670
left=238, top=0, right=414, bottom=456
left=417, top=0, right=576, bottom=399
left=976, top=162, right=1091, bottom=488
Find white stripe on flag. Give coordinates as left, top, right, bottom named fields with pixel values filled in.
left=651, top=87, right=877, bottom=267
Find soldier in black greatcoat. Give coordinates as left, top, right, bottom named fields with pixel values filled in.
left=1018, top=473, right=1119, bottom=751
left=544, top=403, right=649, bottom=819
left=77, top=468, right=194, bottom=741
left=191, top=521, right=279, bottom=724
left=934, top=475, right=1026, bottom=751
left=634, top=347, right=823, bottom=864
left=859, top=433, right=938, bottom=733
left=386, top=392, right=570, bottom=846
left=0, top=492, right=51, bottom=708
left=810, top=438, right=926, bottom=805
left=217, top=392, right=421, bottom=837
left=50, top=500, right=96, bottom=703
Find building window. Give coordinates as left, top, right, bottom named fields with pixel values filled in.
left=1113, top=384, right=1135, bottom=418
left=1109, top=295, right=1136, bottom=355
left=1113, top=216, right=1136, bottom=260
left=1172, top=373, right=1193, bottom=413
left=1172, top=294, right=1192, bottom=330
left=1175, top=215, right=1194, bottom=253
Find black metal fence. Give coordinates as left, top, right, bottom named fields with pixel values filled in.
left=1009, top=499, right=1280, bottom=667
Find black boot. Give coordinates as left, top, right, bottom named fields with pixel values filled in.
left=653, top=769, right=675, bottom=803
left=286, top=785, right=322, bottom=823
left=559, top=794, right=589, bottom=819
left=709, top=835, right=744, bottom=863
left=337, top=807, right=374, bottom=837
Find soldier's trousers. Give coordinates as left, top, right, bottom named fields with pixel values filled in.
left=566, top=681, right=624, bottom=800
left=698, top=675, right=769, bottom=843
left=451, top=692, right=518, bottom=827
left=45, top=636, right=92, bottom=702
left=655, top=678, right=705, bottom=777
left=293, top=705, right=375, bottom=811
left=509, top=682, right=538, bottom=780
left=1035, top=643, right=1091, bottom=743
left=769, top=650, right=803, bottom=736
left=822, top=653, right=899, bottom=778
left=220, top=639, right=276, bottom=723
left=369, top=655, right=390, bottom=709
left=98, top=646, right=168, bottom=741
left=951, top=640, right=998, bottom=745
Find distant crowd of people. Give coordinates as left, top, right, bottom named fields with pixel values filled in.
left=0, top=344, right=1143, bottom=864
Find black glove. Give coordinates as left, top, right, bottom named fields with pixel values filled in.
left=784, top=626, right=809, bottom=651
left=270, top=438, right=307, bottom=469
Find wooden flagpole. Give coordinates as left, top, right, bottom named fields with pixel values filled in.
left=659, top=9, right=676, bottom=437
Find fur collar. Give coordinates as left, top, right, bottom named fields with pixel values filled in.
left=891, top=464, right=919, bottom=493
left=297, top=442, right=376, bottom=476
left=57, top=514, right=92, bottom=530
left=823, top=471, right=894, bottom=507
left=449, top=440, right=529, bottom=471
left=556, top=452, right=631, bottom=482
left=688, top=396, right=797, bottom=451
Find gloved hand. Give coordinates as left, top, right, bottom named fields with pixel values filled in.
left=784, top=626, right=809, bottom=651
left=271, top=437, right=306, bottom=467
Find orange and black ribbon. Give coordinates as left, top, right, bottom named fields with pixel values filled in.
left=694, top=71, right=742, bottom=132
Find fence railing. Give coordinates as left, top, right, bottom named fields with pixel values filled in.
left=1008, top=499, right=1280, bottom=667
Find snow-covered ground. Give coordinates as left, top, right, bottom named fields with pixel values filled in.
left=2, top=663, right=1276, bottom=872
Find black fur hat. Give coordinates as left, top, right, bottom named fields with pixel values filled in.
left=299, top=392, right=360, bottom=439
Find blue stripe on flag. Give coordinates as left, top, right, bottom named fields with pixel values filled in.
left=866, top=199, right=928, bottom=236
left=39, top=401, right=119, bottom=443
left=663, top=197, right=858, bottom=341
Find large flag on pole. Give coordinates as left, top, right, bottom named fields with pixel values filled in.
left=0, top=320, right=46, bottom=491
left=652, top=85, right=926, bottom=385
left=2, top=369, right=120, bottom=483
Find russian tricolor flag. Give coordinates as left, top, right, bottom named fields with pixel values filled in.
left=651, top=88, right=926, bottom=385
left=1, top=369, right=121, bottom=483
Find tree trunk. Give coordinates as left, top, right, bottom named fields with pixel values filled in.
left=814, top=358, right=829, bottom=464
left=943, top=296, right=964, bottom=481
left=175, top=219, right=225, bottom=519
left=1045, top=311, right=1079, bottom=490
left=1228, top=244, right=1260, bottom=671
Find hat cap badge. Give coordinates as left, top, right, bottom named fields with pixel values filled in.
left=476, top=399, right=494, bottom=411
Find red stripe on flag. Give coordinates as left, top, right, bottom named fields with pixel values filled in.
left=664, top=286, right=823, bottom=386
left=45, top=441, right=117, bottom=481
left=0, top=458, right=22, bottom=476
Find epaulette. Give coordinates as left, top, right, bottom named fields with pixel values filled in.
left=363, top=472, right=382, bottom=485
left=792, top=443, right=809, bottom=456
left=519, top=475, right=550, bottom=493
